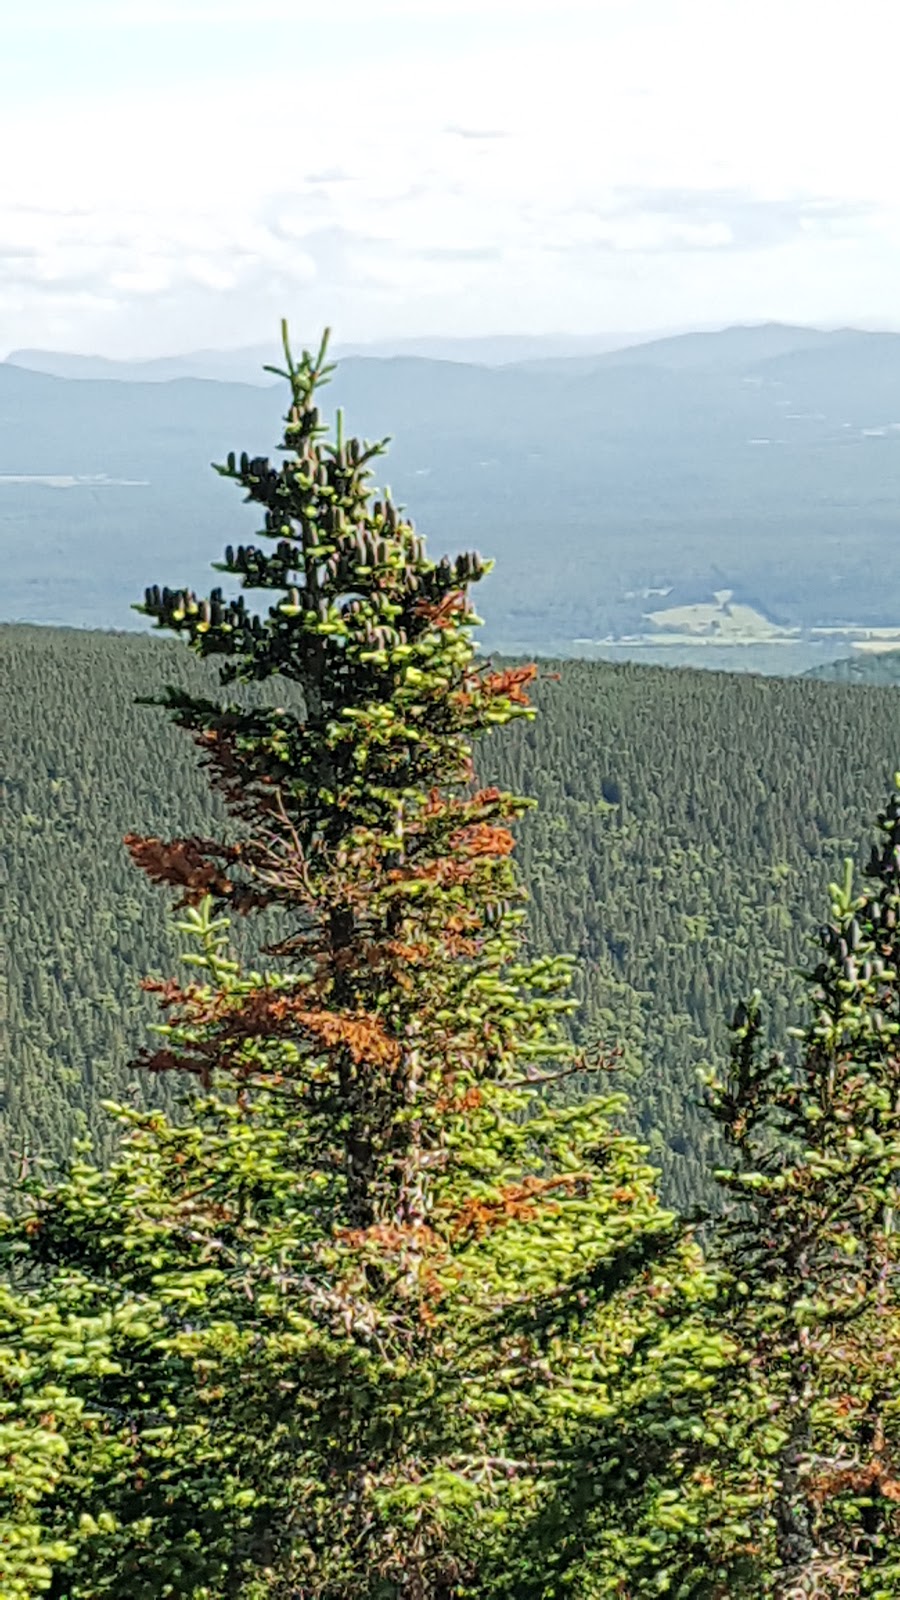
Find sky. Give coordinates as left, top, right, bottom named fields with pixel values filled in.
left=2, top=0, right=900, bottom=358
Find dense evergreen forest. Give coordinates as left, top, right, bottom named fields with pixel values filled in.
left=6, top=619, right=900, bottom=1207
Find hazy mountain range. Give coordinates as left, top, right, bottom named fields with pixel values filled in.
left=4, top=330, right=675, bottom=386
left=4, top=320, right=900, bottom=670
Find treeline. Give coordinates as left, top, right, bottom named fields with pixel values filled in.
left=807, top=651, right=900, bottom=685
left=5, top=623, right=900, bottom=1205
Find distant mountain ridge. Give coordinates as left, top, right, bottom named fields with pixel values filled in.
left=513, top=321, right=838, bottom=377
left=5, top=319, right=900, bottom=666
left=3, top=329, right=678, bottom=386
left=8, top=318, right=875, bottom=384
left=7, top=320, right=890, bottom=388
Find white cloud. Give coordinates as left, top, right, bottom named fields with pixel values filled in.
left=2, top=0, right=900, bottom=354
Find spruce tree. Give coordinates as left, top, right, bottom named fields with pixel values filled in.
left=704, top=778, right=900, bottom=1595
left=1, top=327, right=755, bottom=1598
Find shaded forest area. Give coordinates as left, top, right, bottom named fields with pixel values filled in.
left=4, top=619, right=900, bottom=1207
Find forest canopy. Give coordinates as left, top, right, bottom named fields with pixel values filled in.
left=5, top=622, right=900, bottom=1207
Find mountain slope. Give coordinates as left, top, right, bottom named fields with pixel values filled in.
left=517, top=321, right=836, bottom=377
left=6, top=623, right=900, bottom=1208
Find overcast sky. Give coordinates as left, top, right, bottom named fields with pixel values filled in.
left=3, top=0, right=900, bottom=358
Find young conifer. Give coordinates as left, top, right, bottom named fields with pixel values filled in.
left=125, top=322, right=571, bottom=1235
left=705, top=777, right=900, bottom=1595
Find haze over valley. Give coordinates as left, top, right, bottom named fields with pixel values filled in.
left=5, top=319, right=900, bottom=673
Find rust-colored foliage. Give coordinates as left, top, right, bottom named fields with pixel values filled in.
left=481, top=664, right=538, bottom=704
left=471, top=786, right=504, bottom=807
left=191, top=721, right=294, bottom=817
left=137, top=978, right=401, bottom=1075
left=287, top=1006, right=401, bottom=1068
left=124, top=832, right=236, bottom=906
left=390, top=859, right=474, bottom=889
left=454, top=663, right=537, bottom=711
left=448, top=1175, right=587, bottom=1241
left=807, top=1418, right=900, bottom=1506
left=413, top=590, right=468, bottom=629
left=336, top=1221, right=441, bottom=1255
left=140, top=976, right=203, bottom=1010
left=809, top=1456, right=900, bottom=1506
left=449, top=824, right=516, bottom=859
left=421, top=786, right=508, bottom=827
left=134, top=1046, right=214, bottom=1084
left=435, top=1086, right=483, bottom=1115
left=379, top=940, right=431, bottom=966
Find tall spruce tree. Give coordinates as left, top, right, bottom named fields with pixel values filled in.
left=1, top=327, right=757, bottom=1599
left=704, top=778, right=900, bottom=1595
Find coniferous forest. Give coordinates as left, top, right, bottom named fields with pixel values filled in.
left=2, top=327, right=899, bottom=1596
left=6, top=626, right=900, bottom=1208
